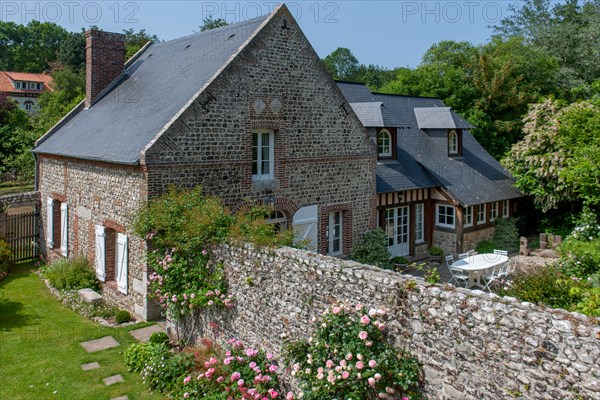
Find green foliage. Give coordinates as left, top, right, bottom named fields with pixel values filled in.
left=559, top=238, right=600, bottom=280
left=115, top=310, right=132, bottom=324
left=412, top=262, right=441, bottom=284
left=228, top=206, right=294, bottom=248
left=200, top=16, right=229, bottom=31
left=427, top=247, right=444, bottom=256
left=504, top=92, right=600, bottom=212
left=284, top=303, right=423, bottom=399
left=492, top=218, right=520, bottom=252
left=124, top=342, right=169, bottom=372
left=123, top=29, right=160, bottom=59
left=42, top=256, right=99, bottom=291
left=390, top=256, right=409, bottom=265
left=0, top=239, right=12, bottom=274
left=57, top=31, right=85, bottom=70
left=58, top=290, right=118, bottom=319
left=322, top=47, right=397, bottom=89
left=350, top=229, right=393, bottom=269
left=142, top=346, right=194, bottom=393
left=475, top=240, right=496, bottom=254
left=148, top=332, right=170, bottom=346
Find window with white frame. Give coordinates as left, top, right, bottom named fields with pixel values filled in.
left=436, top=204, right=455, bottom=228
left=60, top=202, right=68, bottom=256
left=327, top=211, right=343, bottom=256
left=415, top=203, right=424, bottom=242
left=502, top=200, right=509, bottom=218
left=24, top=101, right=33, bottom=111
left=267, top=210, right=287, bottom=233
left=490, top=202, right=498, bottom=221
left=378, top=129, right=392, bottom=157
left=46, top=197, right=54, bottom=248
left=448, top=130, right=458, bottom=155
left=464, top=206, right=473, bottom=227
left=477, top=204, right=486, bottom=224
left=252, top=129, right=274, bottom=180
left=14, top=81, right=21, bottom=89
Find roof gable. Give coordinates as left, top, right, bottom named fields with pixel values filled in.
left=414, top=107, right=474, bottom=129
left=34, top=10, right=275, bottom=164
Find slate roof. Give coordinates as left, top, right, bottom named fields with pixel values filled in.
left=34, top=14, right=270, bottom=164
left=414, top=107, right=474, bottom=129
left=338, top=81, right=520, bottom=205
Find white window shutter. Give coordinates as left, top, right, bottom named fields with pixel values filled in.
left=60, top=202, right=68, bottom=256
left=46, top=197, right=54, bottom=248
left=95, top=225, right=106, bottom=282
left=292, top=205, right=318, bottom=252
left=116, top=233, right=128, bottom=294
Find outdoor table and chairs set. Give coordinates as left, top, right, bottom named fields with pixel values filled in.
left=445, top=249, right=512, bottom=291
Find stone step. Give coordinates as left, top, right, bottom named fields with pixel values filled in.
left=103, top=374, right=124, bottom=386
left=80, top=336, right=119, bottom=353
left=80, top=362, right=100, bottom=371
left=77, top=288, right=103, bottom=304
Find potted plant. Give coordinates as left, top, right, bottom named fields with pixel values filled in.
left=427, top=247, right=444, bottom=262
left=390, top=256, right=409, bottom=270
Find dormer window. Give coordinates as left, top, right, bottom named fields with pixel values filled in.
left=448, top=129, right=462, bottom=156
left=377, top=129, right=392, bottom=158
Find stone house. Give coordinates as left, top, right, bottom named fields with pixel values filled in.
left=32, top=5, right=375, bottom=319
left=0, top=71, right=54, bottom=114
left=338, top=82, right=521, bottom=257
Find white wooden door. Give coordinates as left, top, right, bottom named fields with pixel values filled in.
left=95, top=225, right=106, bottom=282
left=292, top=205, right=318, bottom=252
left=385, top=206, right=410, bottom=257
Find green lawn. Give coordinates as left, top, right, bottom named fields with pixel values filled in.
left=0, top=182, right=34, bottom=196
left=0, top=262, right=164, bottom=400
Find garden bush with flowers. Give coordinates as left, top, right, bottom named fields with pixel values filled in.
left=133, top=187, right=292, bottom=342
left=284, top=303, right=423, bottom=399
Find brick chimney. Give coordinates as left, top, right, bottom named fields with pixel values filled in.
left=85, top=30, right=125, bottom=107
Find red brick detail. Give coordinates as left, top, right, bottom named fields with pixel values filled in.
left=319, top=203, right=352, bottom=257
left=51, top=192, right=67, bottom=203
left=85, top=30, right=125, bottom=108
left=52, top=200, right=61, bottom=249
left=103, top=219, right=125, bottom=233
left=73, top=216, right=79, bottom=253
left=88, top=223, right=95, bottom=262
left=234, top=197, right=299, bottom=221
left=105, top=228, right=116, bottom=281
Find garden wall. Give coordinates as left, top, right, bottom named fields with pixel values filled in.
left=187, top=244, right=599, bottom=400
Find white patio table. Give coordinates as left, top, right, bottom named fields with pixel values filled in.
left=451, top=253, right=509, bottom=289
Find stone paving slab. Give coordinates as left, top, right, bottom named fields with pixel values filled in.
left=80, top=336, right=120, bottom=353
left=80, top=361, right=101, bottom=371
left=77, top=288, right=103, bottom=303
left=129, top=324, right=165, bottom=343
left=103, top=374, right=125, bottom=386
left=111, top=396, right=129, bottom=400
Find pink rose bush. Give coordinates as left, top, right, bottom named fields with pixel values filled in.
left=284, top=303, right=422, bottom=399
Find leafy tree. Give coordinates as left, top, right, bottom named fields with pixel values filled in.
left=322, top=47, right=397, bottom=89
left=57, top=31, right=85, bottom=70
left=123, top=28, right=160, bottom=59
left=0, top=95, right=32, bottom=178
left=200, top=16, right=228, bottom=31
left=503, top=95, right=600, bottom=211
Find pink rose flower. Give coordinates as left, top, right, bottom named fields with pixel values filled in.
left=345, top=353, right=353, bottom=361
left=377, top=308, right=386, bottom=316
left=369, top=308, right=377, bottom=317
left=365, top=341, right=373, bottom=347
left=286, top=393, right=294, bottom=400
left=326, top=360, right=334, bottom=368
left=358, top=331, right=368, bottom=340
left=369, top=359, right=377, bottom=368
left=332, top=306, right=341, bottom=314
left=378, top=323, right=386, bottom=331
left=356, top=361, right=364, bottom=370
left=231, top=372, right=241, bottom=381
left=355, top=303, right=363, bottom=311
left=368, top=377, right=376, bottom=387
left=183, top=375, right=191, bottom=384
left=360, top=315, right=370, bottom=325
left=339, top=359, right=347, bottom=367
left=183, top=393, right=189, bottom=399
left=342, top=371, right=350, bottom=379
left=237, top=378, right=244, bottom=386
left=374, top=373, right=382, bottom=381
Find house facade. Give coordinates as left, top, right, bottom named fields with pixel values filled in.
left=33, top=6, right=375, bottom=319
left=0, top=71, right=53, bottom=114
left=338, top=82, right=521, bottom=258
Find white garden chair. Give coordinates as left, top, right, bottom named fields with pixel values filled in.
left=445, top=255, right=469, bottom=287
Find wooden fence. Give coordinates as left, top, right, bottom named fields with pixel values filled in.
left=2, top=211, right=39, bottom=262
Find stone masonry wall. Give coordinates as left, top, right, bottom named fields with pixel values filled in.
left=38, top=155, right=156, bottom=319
left=464, top=226, right=495, bottom=253
left=191, top=244, right=600, bottom=400
left=143, top=7, right=375, bottom=252
left=433, top=229, right=457, bottom=254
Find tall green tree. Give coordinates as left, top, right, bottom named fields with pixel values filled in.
left=200, top=16, right=228, bottom=31
left=322, top=47, right=397, bottom=89
left=123, top=29, right=160, bottom=59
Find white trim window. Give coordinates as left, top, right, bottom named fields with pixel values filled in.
left=436, top=204, right=455, bottom=228
left=116, top=233, right=128, bottom=294
left=327, top=211, right=343, bottom=256
left=267, top=210, right=287, bottom=233
left=46, top=197, right=54, bottom=248
left=378, top=129, right=392, bottom=157
left=464, top=206, right=473, bottom=227
left=95, top=225, right=106, bottom=282
left=502, top=200, right=509, bottom=218
left=60, top=202, right=68, bottom=256
left=415, top=203, right=424, bottom=242
left=252, top=129, right=274, bottom=180
left=448, top=130, right=458, bottom=155
left=24, top=101, right=33, bottom=111
left=490, top=202, right=498, bottom=221
left=477, top=204, right=486, bottom=224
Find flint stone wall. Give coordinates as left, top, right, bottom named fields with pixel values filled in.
left=192, top=244, right=600, bottom=400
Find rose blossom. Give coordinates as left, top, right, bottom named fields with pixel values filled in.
left=358, top=331, right=368, bottom=340
left=369, top=359, right=377, bottom=368
left=360, top=315, right=370, bottom=325
left=368, top=377, right=376, bottom=387
left=332, top=306, right=341, bottom=314
left=368, top=308, right=377, bottom=317
left=374, top=373, right=382, bottom=381
left=345, top=353, right=353, bottom=361
left=183, top=375, right=191, bottom=384
left=231, top=372, right=241, bottom=381
left=342, top=371, right=350, bottom=379
left=356, top=361, right=364, bottom=370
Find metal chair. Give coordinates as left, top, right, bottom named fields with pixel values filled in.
left=445, top=255, right=469, bottom=287
left=493, top=249, right=508, bottom=256
left=458, top=252, right=470, bottom=259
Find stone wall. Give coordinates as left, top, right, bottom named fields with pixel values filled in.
left=190, top=244, right=600, bottom=400
left=0, top=191, right=40, bottom=210
left=433, top=229, right=456, bottom=254
left=143, top=7, right=375, bottom=253
left=37, top=155, right=157, bottom=319
left=464, top=226, right=495, bottom=252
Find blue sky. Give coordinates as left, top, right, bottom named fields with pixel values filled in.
left=0, top=1, right=520, bottom=68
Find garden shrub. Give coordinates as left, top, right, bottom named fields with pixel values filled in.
left=492, top=218, right=520, bottom=252
left=58, top=290, right=118, bottom=319
left=0, top=239, right=12, bottom=274
left=558, top=238, right=600, bottom=279
left=148, top=331, right=170, bottom=346
left=43, top=256, right=99, bottom=291
left=124, top=342, right=167, bottom=373
left=350, top=229, right=392, bottom=269
left=141, top=345, right=193, bottom=393
left=427, top=246, right=444, bottom=257
left=475, top=240, right=495, bottom=254
left=285, top=303, right=423, bottom=399
left=171, top=338, right=285, bottom=400
left=115, top=310, right=131, bottom=324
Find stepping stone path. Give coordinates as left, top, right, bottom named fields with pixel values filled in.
left=80, top=336, right=120, bottom=353
left=77, top=288, right=103, bottom=303
left=80, top=362, right=100, bottom=371
left=111, top=396, right=129, bottom=400
left=129, top=324, right=166, bottom=343
left=103, top=374, right=125, bottom=386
